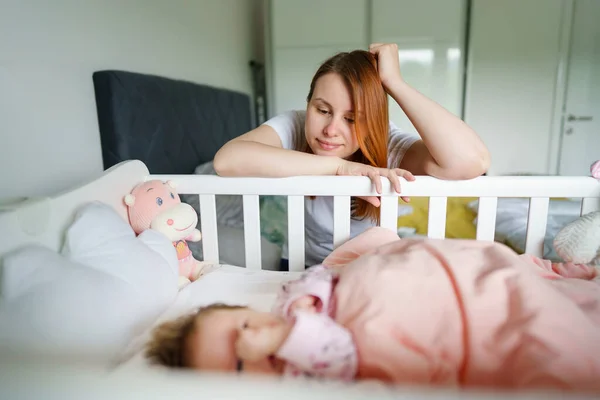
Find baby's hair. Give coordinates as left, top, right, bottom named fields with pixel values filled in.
left=145, top=303, right=246, bottom=368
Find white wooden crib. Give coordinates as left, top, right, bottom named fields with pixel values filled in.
left=1, top=159, right=599, bottom=400
left=158, top=166, right=600, bottom=271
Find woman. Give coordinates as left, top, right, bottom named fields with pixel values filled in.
left=214, top=43, right=490, bottom=269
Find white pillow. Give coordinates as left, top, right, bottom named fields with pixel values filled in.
left=0, top=201, right=179, bottom=365
left=61, top=201, right=179, bottom=305
left=0, top=246, right=144, bottom=362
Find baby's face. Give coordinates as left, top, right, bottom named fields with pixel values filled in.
left=185, top=307, right=285, bottom=375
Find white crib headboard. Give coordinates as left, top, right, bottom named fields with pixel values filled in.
left=0, top=160, right=149, bottom=260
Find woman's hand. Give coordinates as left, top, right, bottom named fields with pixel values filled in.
left=369, top=43, right=403, bottom=90
left=336, top=159, right=415, bottom=205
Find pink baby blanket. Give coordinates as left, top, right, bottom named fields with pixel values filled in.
left=324, top=228, right=600, bottom=392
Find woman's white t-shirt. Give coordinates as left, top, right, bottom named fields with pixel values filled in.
left=263, top=110, right=420, bottom=266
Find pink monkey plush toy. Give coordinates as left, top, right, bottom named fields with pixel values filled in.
left=124, top=179, right=208, bottom=288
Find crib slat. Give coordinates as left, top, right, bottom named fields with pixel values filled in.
left=199, top=194, right=219, bottom=264
left=476, top=197, right=498, bottom=241
left=581, top=197, right=600, bottom=215
left=525, top=197, right=550, bottom=257
left=242, top=195, right=261, bottom=270
left=427, top=197, right=447, bottom=239
left=380, top=196, right=398, bottom=232
left=333, top=196, right=351, bottom=249
left=287, top=196, right=305, bottom=271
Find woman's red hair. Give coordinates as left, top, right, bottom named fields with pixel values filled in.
left=307, top=50, right=389, bottom=223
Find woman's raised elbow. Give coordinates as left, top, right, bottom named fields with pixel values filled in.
left=456, top=151, right=491, bottom=180
left=431, top=151, right=491, bottom=180
left=479, top=149, right=492, bottom=175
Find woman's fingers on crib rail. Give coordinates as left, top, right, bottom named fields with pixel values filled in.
left=336, top=160, right=414, bottom=203
left=393, top=168, right=414, bottom=203
left=358, top=168, right=415, bottom=206
left=376, top=167, right=415, bottom=203
left=380, top=167, right=415, bottom=192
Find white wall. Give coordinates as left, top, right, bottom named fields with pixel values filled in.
left=464, top=0, right=565, bottom=176
left=0, top=0, right=260, bottom=202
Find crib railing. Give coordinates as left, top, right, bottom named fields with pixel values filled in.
left=150, top=174, right=600, bottom=271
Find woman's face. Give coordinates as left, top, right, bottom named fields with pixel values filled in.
left=305, top=73, right=360, bottom=159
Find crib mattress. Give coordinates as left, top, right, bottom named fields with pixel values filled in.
left=2, top=264, right=595, bottom=399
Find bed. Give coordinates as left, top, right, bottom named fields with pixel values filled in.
left=1, top=70, right=600, bottom=398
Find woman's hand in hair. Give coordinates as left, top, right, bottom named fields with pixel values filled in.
left=335, top=159, right=414, bottom=205
left=369, top=43, right=403, bottom=90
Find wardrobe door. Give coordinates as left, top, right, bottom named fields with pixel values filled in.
left=370, top=0, right=467, bottom=134
left=557, top=0, right=600, bottom=176
left=464, top=0, right=564, bottom=175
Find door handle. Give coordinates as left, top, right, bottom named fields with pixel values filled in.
left=567, top=114, right=593, bottom=122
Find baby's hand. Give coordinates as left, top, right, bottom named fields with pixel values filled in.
left=290, top=295, right=320, bottom=314
left=235, top=322, right=292, bottom=363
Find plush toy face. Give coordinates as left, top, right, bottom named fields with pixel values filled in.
left=124, top=180, right=198, bottom=241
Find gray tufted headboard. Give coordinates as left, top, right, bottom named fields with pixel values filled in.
left=90, top=70, right=284, bottom=271
left=92, top=70, right=253, bottom=173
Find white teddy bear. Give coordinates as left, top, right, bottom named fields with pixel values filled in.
left=553, top=160, right=600, bottom=265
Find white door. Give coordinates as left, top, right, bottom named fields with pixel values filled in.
left=558, top=0, right=600, bottom=176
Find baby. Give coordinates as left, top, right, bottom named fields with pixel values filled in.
left=145, top=264, right=357, bottom=381
left=146, top=229, right=600, bottom=392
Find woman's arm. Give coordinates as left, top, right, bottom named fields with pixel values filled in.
left=388, top=79, right=491, bottom=179
left=370, top=43, right=491, bottom=180
left=215, top=122, right=415, bottom=202
left=213, top=125, right=343, bottom=177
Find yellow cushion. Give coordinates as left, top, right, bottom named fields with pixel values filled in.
left=397, top=197, right=478, bottom=239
